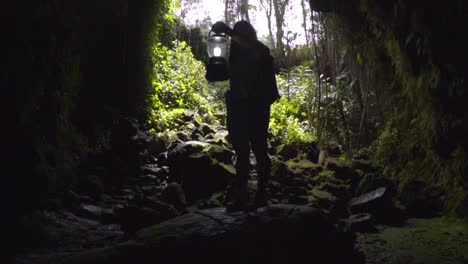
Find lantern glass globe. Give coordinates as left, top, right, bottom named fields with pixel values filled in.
left=207, top=36, right=229, bottom=58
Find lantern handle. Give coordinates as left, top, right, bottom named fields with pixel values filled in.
left=208, top=30, right=228, bottom=38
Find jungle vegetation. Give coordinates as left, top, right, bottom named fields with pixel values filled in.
left=147, top=0, right=468, bottom=216
left=6, top=0, right=468, bottom=227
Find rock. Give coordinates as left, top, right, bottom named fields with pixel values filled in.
left=167, top=139, right=184, bottom=152
left=399, top=179, right=443, bottom=217
left=101, top=208, right=117, bottom=224
left=202, top=144, right=233, bottom=163
left=354, top=173, right=395, bottom=196
left=160, top=182, right=187, bottom=211
left=175, top=131, right=189, bottom=142
left=73, top=204, right=102, bottom=220
left=308, top=188, right=338, bottom=207
left=167, top=141, right=235, bottom=202
left=148, top=134, right=166, bottom=156
left=316, top=181, right=350, bottom=200
left=327, top=145, right=342, bottom=156
left=341, top=213, right=376, bottom=233
left=65, top=190, right=96, bottom=205
left=200, top=124, right=216, bottom=136
left=302, top=141, right=319, bottom=163
left=288, top=195, right=309, bottom=205
left=350, top=159, right=374, bottom=173
left=64, top=205, right=362, bottom=264
left=286, top=157, right=322, bottom=178
left=349, top=187, right=404, bottom=224
left=140, top=164, right=164, bottom=176
left=325, top=157, right=359, bottom=186
left=190, top=127, right=204, bottom=140
left=115, top=198, right=179, bottom=235
left=156, top=151, right=168, bottom=165
left=76, top=174, right=104, bottom=200
left=195, top=192, right=225, bottom=209
left=271, top=156, right=289, bottom=179
left=168, top=140, right=208, bottom=159
left=276, top=144, right=300, bottom=160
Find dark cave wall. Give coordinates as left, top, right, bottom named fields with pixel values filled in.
left=309, top=0, right=468, bottom=215
left=4, top=0, right=158, bottom=223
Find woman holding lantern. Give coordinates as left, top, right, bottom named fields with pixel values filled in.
left=208, top=21, right=280, bottom=211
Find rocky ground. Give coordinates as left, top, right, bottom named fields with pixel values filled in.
left=7, top=115, right=468, bottom=264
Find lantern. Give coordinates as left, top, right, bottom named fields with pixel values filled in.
left=205, top=31, right=229, bottom=82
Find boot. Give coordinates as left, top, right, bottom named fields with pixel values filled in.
left=253, top=179, right=268, bottom=208
left=225, top=177, right=249, bottom=212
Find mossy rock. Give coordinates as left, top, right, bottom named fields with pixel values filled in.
left=354, top=173, right=396, bottom=196
left=325, top=157, right=360, bottom=186
left=276, top=144, right=300, bottom=160
left=167, top=141, right=235, bottom=202
left=350, top=159, right=374, bottom=173
left=286, top=158, right=323, bottom=178
left=311, top=170, right=346, bottom=186
left=309, top=188, right=338, bottom=203
left=202, top=144, right=233, bottom=163
left=316, top=181, right=351, bottom=200
left=271, top=156, right=289, bottom=178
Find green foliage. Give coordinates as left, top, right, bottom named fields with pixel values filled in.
left=148, top=40, right=213, bottom=132
left=269, top=64, right=316, bottom=145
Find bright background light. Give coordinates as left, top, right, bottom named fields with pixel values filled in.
left=177, top=0, right=309, bottom=47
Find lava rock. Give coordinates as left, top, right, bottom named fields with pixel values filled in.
left=63, top=205, right=363, bottom=264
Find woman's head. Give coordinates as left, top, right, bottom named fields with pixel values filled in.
left=229, top=21, right=257, bottom=63
left=233, top=21, right=257, bottom=42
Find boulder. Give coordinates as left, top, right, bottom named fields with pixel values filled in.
left=270, top=156, right=289, bottom=179
left=286, top=157, right=322, bottom=178
left=167, top=141, right=235, bottom=202
left=200, top=123, right=216, bottom=136
left=190, top=127, right=205, bottom=141
left=76, top=174, right=104, bottom=200
left=148, top=134, right=166, bottom=156
left=340, top=213, right=377, bottom=233
left=325, top=157, right=360, bottom=187
left=276, top=144, right=300, bottom=160
left=160, top=182, right=187, bottom=211
left=115, top=197, right=179, bottom=235
left=399, top=179, right=444, bottom=217
left=202, top=144, right=234, bottom=164
left=73, top=204, right=103, bottom=220
left=63, top=205, right=363, bottom=264
left=349, top=187, right=404, bottom=224
left=354, top=173, right=395, bottom=196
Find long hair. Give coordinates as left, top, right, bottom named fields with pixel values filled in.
left=229, top=21, right=257, bottom=63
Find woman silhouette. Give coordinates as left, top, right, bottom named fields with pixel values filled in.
left=211, top=21, right=280, bottom=210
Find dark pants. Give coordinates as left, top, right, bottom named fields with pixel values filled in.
left=225, top=91, right=271, bottom=183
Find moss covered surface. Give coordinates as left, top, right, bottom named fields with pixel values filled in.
left=357, top=217, right=468, bottom=264
left=308, top=0, right=468, bottom=216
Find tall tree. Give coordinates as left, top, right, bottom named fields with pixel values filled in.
left=272, top=0, right=290, bottom=62
left=239, top=0, right=250, bottom=22
left=300, top=0, right=310, bottom=48
left=259, top=0, right=275, bottom=49
left=224, top=0, right=235, bottom=26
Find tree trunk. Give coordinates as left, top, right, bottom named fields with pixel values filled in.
left=240, top=0, right=250, bottom=22
left=272, top=0, right=289, bottom=63
left=301, top=0, right=310, bottom=49
left=260, top=0, right=275, bottom=49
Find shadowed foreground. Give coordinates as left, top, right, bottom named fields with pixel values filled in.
left=63, top=204, right=362, bottom=264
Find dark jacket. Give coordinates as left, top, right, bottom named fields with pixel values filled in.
left=228, top=41, right=280, bottom=106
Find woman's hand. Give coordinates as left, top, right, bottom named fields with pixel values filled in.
left=212, top=21, right=234, bottom=35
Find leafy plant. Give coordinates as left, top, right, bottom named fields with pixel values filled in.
left=148, top=40, right=213, bottom=132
